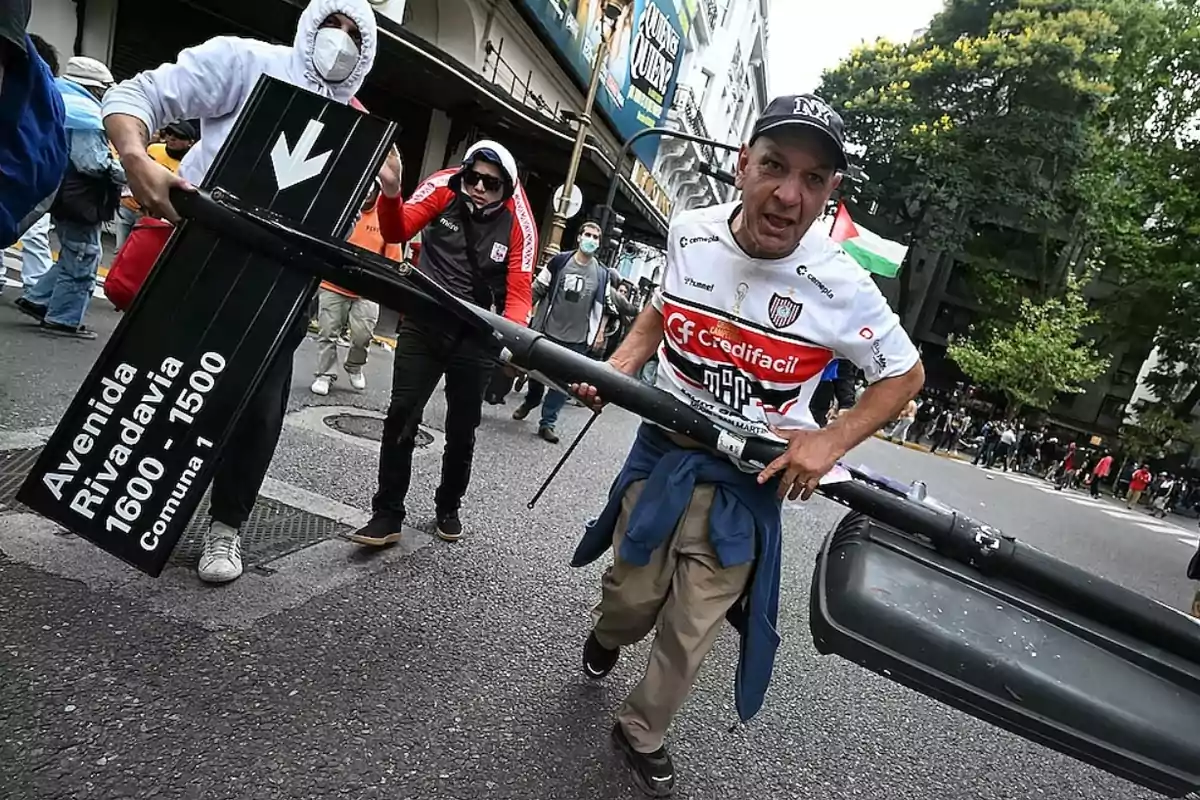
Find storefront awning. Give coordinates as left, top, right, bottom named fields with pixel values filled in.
left=366, top=20, right=668, bottom=243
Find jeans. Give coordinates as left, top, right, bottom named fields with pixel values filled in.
left=523, top=340, right=589, bottom=429
left=314, top=289, right=379, bottom=377
left=23, top=217, right=102, bottom=328
left=115, top=205, right=141, bottom=252
left=208, top=316, right=307, bottom=529
left=17, top=213, right=53, bottom=290
left=373, top=319, right=492, bottom=521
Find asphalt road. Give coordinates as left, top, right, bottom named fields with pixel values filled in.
left=0, top=294, right=1196, bottom=800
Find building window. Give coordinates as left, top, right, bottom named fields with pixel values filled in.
left=1098, top=394, right=1127, bottom=424
left=930, top=301, right=974, bottom=339
left=699, top=69, right=714, bottom=107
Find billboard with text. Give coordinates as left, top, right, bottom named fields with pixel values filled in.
left=517, top=0, right=689, bottom=168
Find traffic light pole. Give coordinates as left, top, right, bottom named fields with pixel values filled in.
left=597, top=127, right=739, bottom=250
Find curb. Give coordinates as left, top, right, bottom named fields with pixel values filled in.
left=871, top=431, right=969, bottom=462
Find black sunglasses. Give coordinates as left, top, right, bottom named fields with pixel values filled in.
left=463, top=169, right=504, bottom=193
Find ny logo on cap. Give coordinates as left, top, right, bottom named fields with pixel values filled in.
left=793, top=96, right=835, bottom=126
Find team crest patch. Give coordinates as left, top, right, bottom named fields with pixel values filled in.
left=767, top=293, right=803, bottom=329
left=490, top=243, right=509, bottom=262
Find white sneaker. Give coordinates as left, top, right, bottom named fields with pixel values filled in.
left=198, top=523, right=243, bottom=584
left=311, top=375, right=331, bottom=396
left=347, top=371, right=366, bottom=390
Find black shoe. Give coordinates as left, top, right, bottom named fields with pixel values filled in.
left=512, top=403, right=536, bottom=421
left=348, top=515, right=404, bottom=547
left=435, top=510, right=463, bottom=542
left=14, top=297, right=47, bottom=321
left=582, top=631, right=619, bottom=679
left=538, top=426, right=560, bottom=444
left=39, top=320, right=97, bottom=339
left=611, top=723, right=675, bottom=797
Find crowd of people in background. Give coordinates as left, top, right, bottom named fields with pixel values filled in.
left=874, top=391, right=1200, bottom=520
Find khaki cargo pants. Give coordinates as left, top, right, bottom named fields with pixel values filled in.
left=592, top=479, right=754, bottom=753
left=314, top=288, right=380, bottom=377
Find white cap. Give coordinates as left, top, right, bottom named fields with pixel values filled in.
left=63, top=56, right=113, bottom=88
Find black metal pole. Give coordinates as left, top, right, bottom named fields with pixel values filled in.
left=164, top=187, right=1200, bottom=664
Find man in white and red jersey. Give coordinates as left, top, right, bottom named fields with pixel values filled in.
left=349, top=140, right=537, bottom=545
left=570, top=94, right=924, bottom=796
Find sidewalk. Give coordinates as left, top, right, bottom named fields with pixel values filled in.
left=871, top=431, right=970, bottom=462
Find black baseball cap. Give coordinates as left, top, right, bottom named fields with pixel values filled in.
left=165, top=120, right=198, bottom=140
left=750, top=94, right=849, bottom=170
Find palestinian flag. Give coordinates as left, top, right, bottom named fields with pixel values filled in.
left=830, top=202, right=907, bottom=278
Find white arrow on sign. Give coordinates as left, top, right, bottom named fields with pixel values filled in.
left=270, top=119, right=332, bottom=190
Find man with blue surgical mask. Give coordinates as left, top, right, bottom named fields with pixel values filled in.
left=102, top=0, right=383, bottom=585
left=512, top=220, right=612, bottom=443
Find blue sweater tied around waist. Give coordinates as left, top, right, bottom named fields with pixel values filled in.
left=572, top=423, right=783, bottom=722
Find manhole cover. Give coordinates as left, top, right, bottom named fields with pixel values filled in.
left=172, top=492, right=350, bottom=569
left=323, top=413, right=433, bottom=448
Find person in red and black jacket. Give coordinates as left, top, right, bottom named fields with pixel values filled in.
left=350, top=139, right=538, bottom=546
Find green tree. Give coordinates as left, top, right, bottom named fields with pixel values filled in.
left=1119, top=401, right=1199, bottom=461
left=946, top=273, right=1110, bottom=415
left=818, top=0, right=1123, bottom=315
left=1078, top=0, right=1200, bottom=415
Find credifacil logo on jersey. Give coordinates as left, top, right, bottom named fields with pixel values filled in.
left=680, top=234, right=720, bottom=249
left=795, top=264, right=835, bottom=299
left=668, top=312, right=804, bottom=376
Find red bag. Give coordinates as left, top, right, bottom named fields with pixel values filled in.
left=104, top=217, right=173, bottom=311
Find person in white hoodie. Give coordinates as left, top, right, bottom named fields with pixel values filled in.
left=102, top=0, right=392, bottom=584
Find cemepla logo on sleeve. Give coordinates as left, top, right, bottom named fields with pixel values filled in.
left=767, top=293, right=803, bottom=329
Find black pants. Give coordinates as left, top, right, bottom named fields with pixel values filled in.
left=208, top=316, right=307, bottom=529
left=485, top=364, right=513, bottom=403
left=373, top=319, right=492, bottom=521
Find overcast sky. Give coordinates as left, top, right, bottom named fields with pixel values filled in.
left=767, top=0, right=948, bottom=95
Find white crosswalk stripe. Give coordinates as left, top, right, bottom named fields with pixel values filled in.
left=986, top=467, right=1199, bottom=546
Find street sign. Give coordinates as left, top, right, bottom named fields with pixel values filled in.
left=17, top=76, right=398, bottom=576
left=271, top=119, right=333, bottom=190
left=552, top=184, right=583, bottom=219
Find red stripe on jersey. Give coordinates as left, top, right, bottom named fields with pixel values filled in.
left=662, top=298, right=833, bottom=385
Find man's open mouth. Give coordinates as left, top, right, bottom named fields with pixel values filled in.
left=762, top=213, right=793, bottom=232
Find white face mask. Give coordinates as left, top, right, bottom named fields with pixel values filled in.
left=312, top=27, right=360, bottom=83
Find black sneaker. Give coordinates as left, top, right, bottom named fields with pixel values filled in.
left=14, top=297, right=47, bottom=321
left=347, top=515, right=404, bottom=547
left=611, top=723, right=675, bottom=797
left=582, top=631, right=619, bottom=679
left=538, top=426, right=560, bottom=444
left=435, top=510, right=463, bottom=542
left=39, top=320, right=97, bottom=340
left=512, top=403, right=536, bottom=421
